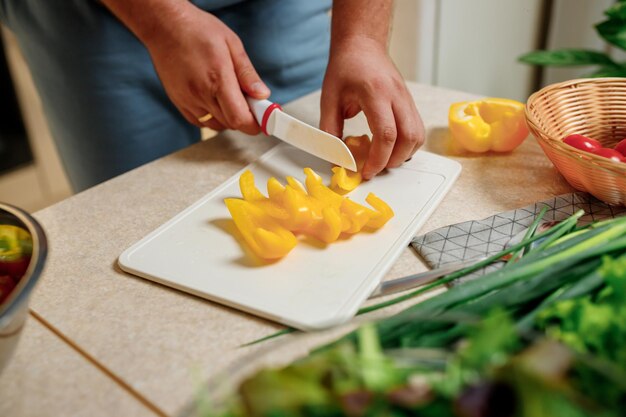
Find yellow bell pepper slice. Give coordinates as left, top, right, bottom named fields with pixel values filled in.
left=267, top=176, right=319, bottom=229
left=304, top=168, right=344, bottom=209
left=239, top=170, right=289, bottom=220
left=283, top=184, right=342, bottom=243
left=303, top=168, right=353, bottom=231
left=267, top=175, right=342, bottom=243
left=282, top=185, right=320, bottom=230
left=330, top=166, right=360, bottom=195
left=305, top=167, right=383, bottom=234
left=448, top=98, right=529, bottom=153
left=267, top=177, right=287, bottom=202
left=340, top=198, right=375, bottom=234
left=285, top=176, right=307, bottom=194
left=365, top=193, right=394, bottom=229
left=224, top=198, right=297, bottom=260
left=330, top=135, right=371, bottom=194
left=306, top=206, right=343, bottom=243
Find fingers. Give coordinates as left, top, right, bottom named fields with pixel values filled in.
left=180, top=36, right=268, bottom=135
left=180, top=108, right=205, bottom=128
left=203, top=117, right=226, bottom=131
left=147, top=9, right=269, bottom=136
left=199, top=37, right=267, bottom=135
left=228, top=36, right=270, bottom=99
left=185, top=99, right=227, bottom=130
left=215, top=70, right=261, bottom=135
left=200, top=96, right=227, bottom=128
left=189, top=62, right=260, bottom=134
left=320, top=94, right=422, bottom=180
left=361, top=100, right=397, bottom=180
left=319, top=90, right=345, bottom=139
left=386, top=97, right=425, bottom=167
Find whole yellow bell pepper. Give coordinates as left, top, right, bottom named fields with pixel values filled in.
left=448, top=98, right=529, bottom=153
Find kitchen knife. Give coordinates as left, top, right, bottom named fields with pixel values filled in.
left=368, top=257, right=486, bottom=298
left=247, top=98, right=357, bottom=171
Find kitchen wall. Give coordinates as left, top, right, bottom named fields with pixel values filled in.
left=543, top=0, right=613, bottom=85
left=390, top=0, right=616, bottom=101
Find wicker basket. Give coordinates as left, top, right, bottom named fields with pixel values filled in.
left=526, top=77, right=626, bottom=206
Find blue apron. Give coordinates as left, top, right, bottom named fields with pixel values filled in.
left=0, top=0, right=331, bottom=191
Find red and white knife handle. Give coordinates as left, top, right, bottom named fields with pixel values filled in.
left=246, top=97, right=282, bottom=136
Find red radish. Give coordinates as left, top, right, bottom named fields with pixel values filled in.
left=591, top=147, right=625, bottom=162
left=563, top=134, right=603, bottom=152
left=615, top=138, right=626, bottom=156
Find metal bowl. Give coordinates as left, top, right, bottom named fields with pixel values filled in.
left=0, top=202, right=47, bottom=374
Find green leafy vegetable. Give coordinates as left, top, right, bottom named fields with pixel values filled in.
left=518, top=49, right=618, bottom=67
left=520, top=2, right=626, bottom=76
left=209, top=213, right=626, bottom=417
left=596, top=19, right=626, bottom=52
left=536, top=255, right=626, bottom=365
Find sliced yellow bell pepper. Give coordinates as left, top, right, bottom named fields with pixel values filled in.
left=239, top=170, right=289, bottom=220
left=330, top=135, right=371, bottom=194
left=340, top=198, right=375, bottom=234
left=305, top=167, right=381, bottom=234
left=225, top=166, right=394, bottom=259
left=282, top=185, right=320, bottom=230
left=364, top=193, right=394, bottom=229
left=304, top=205, right=343, bottom=243
left=265, top=175, right=342, bottom=243
left=224, top=198, right=297, bottom=260
left=448, top=98, right=529, bottom=153
left=330, top=166, right=360, bottom=195
left=304, top=168, right=344, bottom=209
left=266, top=177, right=319, bottom=229
left=303, top=168, right=353, bottom=231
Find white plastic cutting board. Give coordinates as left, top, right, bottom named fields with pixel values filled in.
left=118, top=144, right=461, bottom=330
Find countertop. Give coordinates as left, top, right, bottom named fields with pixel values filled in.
left=0, top=82, right=573, bottom=417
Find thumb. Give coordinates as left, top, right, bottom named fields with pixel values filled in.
left=320, top=92, right=344, bottom=139
left=229, top=40, right=270, bottom=99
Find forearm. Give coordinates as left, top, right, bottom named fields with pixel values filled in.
left=330, top=0, right=393, bottom=50
left=99, top=0, right=195, bottom=46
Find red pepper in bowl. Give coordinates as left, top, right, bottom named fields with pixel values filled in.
left=0, top=225, right=32, bottom=284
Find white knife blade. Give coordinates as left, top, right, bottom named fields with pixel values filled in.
left=247, top=98, right=357, bottom=171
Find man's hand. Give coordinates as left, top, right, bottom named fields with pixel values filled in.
left=320, top=0, right=425, bottom=180
left=101, top=0, right=269, bottom=134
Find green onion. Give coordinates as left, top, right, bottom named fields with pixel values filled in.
left=507, top=206, right=548, bottom=264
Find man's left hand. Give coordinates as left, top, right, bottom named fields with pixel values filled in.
left=320, top=36, right=425, bottom=180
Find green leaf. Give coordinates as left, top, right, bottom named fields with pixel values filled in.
left=605, top=2, right=626, bottom=20
left=460, top=309, right=520, bottom=370
left=357, top=324, right=400, bottom=391
left=586, top=65, right=626, bottom=78
left=518, top=49, right=617, bottom=67
left=598, top=255, right=626, bottom=305
left=596, top=19, right=626, bottom=51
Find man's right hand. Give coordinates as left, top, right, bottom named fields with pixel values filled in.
left=101, top=0, right=270, bottom=134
